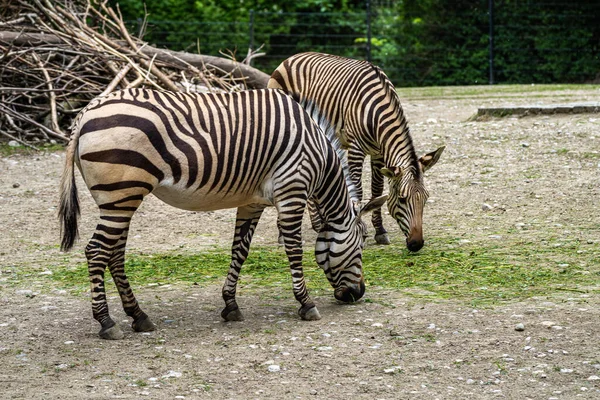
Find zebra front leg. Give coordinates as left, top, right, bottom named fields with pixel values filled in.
left=371, top=156, right=390, bottom=245
left=221, top=205, right=265, bottom=322
left=279, top=204, right=320, bottom=321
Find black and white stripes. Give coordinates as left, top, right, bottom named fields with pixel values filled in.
left=59, top=88, right=386, bottom=340
left=269, top=52, right=445, bottom=251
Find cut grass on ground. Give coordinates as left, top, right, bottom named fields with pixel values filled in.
left=38, top=236, right=600, bottom=305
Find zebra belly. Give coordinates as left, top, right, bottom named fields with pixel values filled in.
left=151, top=185, right=272, bottom=212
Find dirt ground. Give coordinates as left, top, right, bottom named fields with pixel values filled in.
left=1, top=86, right=599, bottom=399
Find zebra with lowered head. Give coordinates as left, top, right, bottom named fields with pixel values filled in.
left=269, top=52, right=445, bottom=252
left=59, top=88, right=386, bottom=340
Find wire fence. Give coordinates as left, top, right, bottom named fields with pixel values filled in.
left=129, top=1, right=600, bottom=87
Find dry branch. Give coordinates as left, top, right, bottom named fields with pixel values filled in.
left=0, top=0, right=270, bottom=145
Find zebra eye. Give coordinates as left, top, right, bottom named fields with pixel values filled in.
left=399, top=197, right=407, bottom=205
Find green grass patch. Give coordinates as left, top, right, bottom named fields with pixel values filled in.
left=46, top=236, right=600, bottom=305
left=0, top=143, right=64, bottom=156
left=397, top=84, right=600, bottom=100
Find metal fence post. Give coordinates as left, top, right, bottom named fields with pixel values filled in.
left=489, top=0, right=494, bottom=84
left=366, top=0, right=372, bottom=62
left=249, top=9, right=255, bottom=65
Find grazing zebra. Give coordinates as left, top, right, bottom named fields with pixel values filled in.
left=59, top=88, right=386, bottom=340
left=269, top=52, right=445, bottom=251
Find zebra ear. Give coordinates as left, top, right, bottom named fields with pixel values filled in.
left=419, top=146, right=445, bottom=173
left=381, top=167, right=403, bottom=179
left=357, top=195, right=388, bottom=219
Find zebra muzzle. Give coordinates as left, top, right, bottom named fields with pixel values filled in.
left=334, top=280, right=365, bottom=303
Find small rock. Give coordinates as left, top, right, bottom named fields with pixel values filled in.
left=540, top=321, right=557, bottom=328
left=482, top=203, right=493, bottom=211
left=310, top=389, right=318, bottom=395
left=8, top=140, right=20, bottom=147
left=162, top=370, right=182, bottom=379
left=521, top=143, right=530, bottom=148
left=588, top=375, right=600, bottom=381
left=64, top=341, right=75, bottom=345
left=267, top=365, right=281, bottom=373
left=515, top=323, right=525, bottom=331
left=316, top=346, right=332, bottom=351
left=560, top=368, right=574, bottom=374
left=12, top=183, right=20, bottom=188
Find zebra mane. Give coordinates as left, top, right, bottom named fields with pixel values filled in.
left=299, top=97, right=360, bottom=204
left=370, top=64, right=421, bottom=178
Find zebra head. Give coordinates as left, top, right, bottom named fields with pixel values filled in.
left=315, top=195, right=388, bottom=303
left=382, top=146, right=445, bottom=252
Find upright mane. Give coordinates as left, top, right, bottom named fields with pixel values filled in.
left=369, top=64, right=421, bottom=178
left=299, top=97, right=360, bottom=203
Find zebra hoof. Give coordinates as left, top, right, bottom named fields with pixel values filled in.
left=299, top=305, right=321, bottom=321
left=99, top=324, right=124, bottom=340
left=374, top=233, right=391, bottom=245
left=132, top=315, right=156, bottom=332
left=277, top=234, right=285, bottom=245
left=221, top=307, right=244, bottom=322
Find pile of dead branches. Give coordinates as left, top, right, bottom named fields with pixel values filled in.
left=0, top=0, right=270, bottom=148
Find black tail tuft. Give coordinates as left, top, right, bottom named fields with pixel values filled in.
left=59, top=168, right=80, bottom=252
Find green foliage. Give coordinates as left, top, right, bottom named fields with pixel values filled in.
left=108, top=0, right=600, bottom=85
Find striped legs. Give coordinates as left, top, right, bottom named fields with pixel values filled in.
left=370, top=155, right=390, bottom=245
left=278, top=198, right=320, bottom=320
left=222, top=205, right=265, bottom=321
left=86, top=211, right=151, bottom=340
left=276, top=198, right=323, bottom=243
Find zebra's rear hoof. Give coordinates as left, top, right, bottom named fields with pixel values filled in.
left=374, top=233, right=391, bottom=245
left=221, top=307, right=244, bottom=322
left=99, top=324, right=124, bottom=340
left=299, top=305, right=321, bottom=321
left=132, top=315, right=156, bottom=332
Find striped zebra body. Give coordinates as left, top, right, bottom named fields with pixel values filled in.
left=59, top=88, right=386, bottom=339
left=269, top=52, right=445, bottom=251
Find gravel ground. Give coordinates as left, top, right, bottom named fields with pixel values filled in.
left=1, top=85, right=599, bottom=399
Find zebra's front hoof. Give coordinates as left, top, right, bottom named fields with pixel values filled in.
left=99, top=323, right=124, bottom=340
left=221, top=307, right=244, bottom=322
left=299, top=305, right=321, bottom=321
left=132, top=315, right=156, bottom=332
left=374, top=233, right=391, bottom=245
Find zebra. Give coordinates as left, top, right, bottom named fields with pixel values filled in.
left=59, top=88, right=387, bottom=340
left=268, top=52, right=445, bottom=252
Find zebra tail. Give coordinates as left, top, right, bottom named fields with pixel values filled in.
left=58, top=126, right=81, bottom=252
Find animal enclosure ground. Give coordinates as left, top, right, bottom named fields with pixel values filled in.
left=1, top=84, right=599, bottom=399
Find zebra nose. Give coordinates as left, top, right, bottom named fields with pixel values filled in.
left=334, top=281, right=365, bottom=303
left=407, top=238, right=424, bottom=252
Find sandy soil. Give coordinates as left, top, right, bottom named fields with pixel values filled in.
left=1, top=86, right=599, bottom=399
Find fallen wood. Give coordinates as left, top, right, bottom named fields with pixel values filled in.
left=0, top=0, right=270, bottom=146
left=0, top=31, right=270, bottom=89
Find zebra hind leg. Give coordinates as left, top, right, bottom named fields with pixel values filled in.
left=307, top=199, right=324, bottom=233
left=87, top=209, right=149, bottom=339
left=221, top=205, right=265, bottom=322
left=371, top=156, right=391, bottom=245
left=107, top=220, right=155, bottom=333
